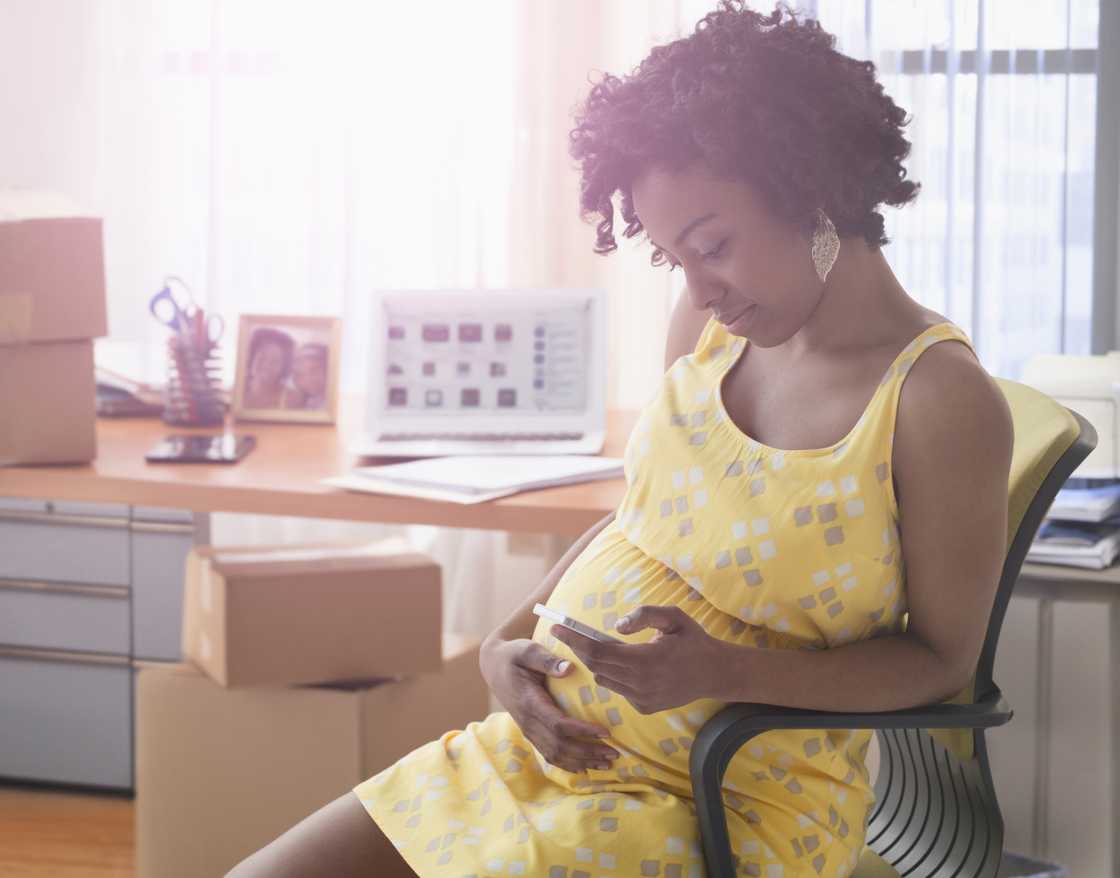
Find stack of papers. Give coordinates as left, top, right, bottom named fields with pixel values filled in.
left=322, top=455, right=624, bottom=504
left=1044, top=481, right=1120, bottom=523
left=1026, top=518, right=1120, bottom=569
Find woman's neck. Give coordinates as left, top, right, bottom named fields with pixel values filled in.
left=778, top=239, right=918, bottom=360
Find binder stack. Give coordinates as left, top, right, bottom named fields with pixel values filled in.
left=1026, top=478, right=1120, bottom=569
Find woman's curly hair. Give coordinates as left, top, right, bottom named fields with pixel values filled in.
left=569, top=1, right=919, bottom=260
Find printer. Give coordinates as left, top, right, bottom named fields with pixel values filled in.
left=1021, top=351, right=1120, bottom=480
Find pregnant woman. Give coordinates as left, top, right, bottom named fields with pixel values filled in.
left=230, top=3, right=1012, bottom=876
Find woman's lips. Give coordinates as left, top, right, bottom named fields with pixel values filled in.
left=718, top=303, right=757, bottom=328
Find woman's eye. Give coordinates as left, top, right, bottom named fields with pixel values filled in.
left=700, top=240, right=727, bottom=261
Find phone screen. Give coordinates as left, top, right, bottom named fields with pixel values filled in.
left=145, top=434, right=256, bottom=464
left=533, top=603, right=622, bottom=644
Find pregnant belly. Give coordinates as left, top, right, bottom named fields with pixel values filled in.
left=525, top=522, right=871, bottom=812
left=528, top=524, right=726, bottom=790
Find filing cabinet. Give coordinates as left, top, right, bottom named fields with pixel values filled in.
left=0, top=649, right=133, bottom=788
left=0, top=498, right=202, bottom=789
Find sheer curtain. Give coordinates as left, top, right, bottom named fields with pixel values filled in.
left=811, top=0, right=1100, bottom=378
left=66, top=1, right=689, bottom=639
left=8, top=1, right=1103, bottom=633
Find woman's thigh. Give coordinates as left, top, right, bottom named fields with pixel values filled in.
left=225, top=790, right=417, bottom=878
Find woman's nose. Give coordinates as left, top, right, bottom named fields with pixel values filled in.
left=684, top=271, right=724, bottom=312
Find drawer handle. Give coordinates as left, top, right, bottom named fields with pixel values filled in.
left=0, top=579, right=129, bottom=599
left=130, top=520, right=195, bottom=535
left=0, top=509, right=129, bottom=530
left=0, top=643, right=130, bottom=667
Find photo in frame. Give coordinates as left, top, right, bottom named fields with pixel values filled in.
left=232, top=314, right=341, bottom=424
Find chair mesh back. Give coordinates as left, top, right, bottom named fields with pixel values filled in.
left=866, top=729, right=1003, bottom=878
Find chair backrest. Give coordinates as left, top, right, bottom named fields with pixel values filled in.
left=866, top=380, right=1094, bottom=877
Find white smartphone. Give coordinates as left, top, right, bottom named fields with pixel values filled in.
left=533, top=603, right=623, bottom=644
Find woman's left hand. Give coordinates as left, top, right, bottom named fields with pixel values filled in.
left=550, top=605, right=725, bottom=714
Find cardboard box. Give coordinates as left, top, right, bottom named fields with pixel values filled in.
left=135, top=634, right=489, bottom=878
left=0, top=339, right=96, bottom=465
left=0, top=190, right=107, bottom=345
left=182, top=542, right=443, bottom=686
left=0, top=191, right=106, bottom=465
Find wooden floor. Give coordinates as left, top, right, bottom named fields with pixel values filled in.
left=0, top=785, right=134, bottom=877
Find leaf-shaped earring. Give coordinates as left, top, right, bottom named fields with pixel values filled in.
left=811, top=208, right=840, bottom=283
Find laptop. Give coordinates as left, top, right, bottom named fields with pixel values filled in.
left=353, top=289, right=608, bottom=457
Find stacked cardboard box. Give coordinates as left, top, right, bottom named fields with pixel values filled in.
left=135, top=541, right=489, bottom=878
left=0, top=190, right=106, bottom=465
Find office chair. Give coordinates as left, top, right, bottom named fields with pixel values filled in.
left=690, top=378, right=1096, bottom=877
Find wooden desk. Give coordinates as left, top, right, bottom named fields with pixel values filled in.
left=0, top=402, right=635, bottom=536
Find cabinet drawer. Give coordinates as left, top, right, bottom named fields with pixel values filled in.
left=0, top=648, right=132, bottom=789
left=0, top=512, right=130, bottom=585
left=0, top=580, right=130, bottom=654
left=50, top=501, right=130, bottom=519
left=132, top=505, right=194, bottom=524
left=131, top=523, right=194, bottom=660
left=0, top=498, right=48, bottom=514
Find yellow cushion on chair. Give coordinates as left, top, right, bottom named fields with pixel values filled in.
left=853, top=847, right=901, bottom=878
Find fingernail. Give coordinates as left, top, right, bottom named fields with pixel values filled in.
left=595, top=730, right=611, bottom=738
left=602, top=749, right=619, bottom=759
left=595, top=763, right=610, bottom=771
left=614, top=616, right=629, bottom=630
left=556, top=660, right=571, bottom=673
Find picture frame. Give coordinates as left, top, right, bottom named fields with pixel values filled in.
left=232, top=314, right=342, bottom=424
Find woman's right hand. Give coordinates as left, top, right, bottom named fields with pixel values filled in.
left=480, top=635, right=619, bottom=774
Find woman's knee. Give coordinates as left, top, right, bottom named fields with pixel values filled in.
left=225, top=791, right=415, bottom=878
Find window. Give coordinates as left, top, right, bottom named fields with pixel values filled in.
left=676, top=0, right=1110, bottom=379
left=812, top=0, right=1105, bottom=378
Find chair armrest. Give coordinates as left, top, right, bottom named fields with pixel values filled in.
left=689, top=688, right=1012, bottom=878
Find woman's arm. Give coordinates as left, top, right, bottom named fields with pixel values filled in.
left=484, top=512, right=615, bottom=646
left=664, top=286, right=710, bottom=370
left=713, top=342, right=1013, bottom=711
left=710, top=632, right=969, bottom=712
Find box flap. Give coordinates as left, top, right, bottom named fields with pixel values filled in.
left=201, top=539, right=434, bottom=578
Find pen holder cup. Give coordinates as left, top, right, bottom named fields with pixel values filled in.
left=163, top=334, right=226, bottom=427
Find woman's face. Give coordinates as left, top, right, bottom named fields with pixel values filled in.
left=292, top=352, right=327, bottom=397
left=631, top=162, right=821, bottom=345
left=250, top=340, right=288, bottom=386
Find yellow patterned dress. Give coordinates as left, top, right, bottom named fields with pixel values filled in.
left=355, top=316, right=977, bottom=878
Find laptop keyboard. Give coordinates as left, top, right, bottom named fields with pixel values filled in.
left=378, top=432, right=585, bottom=442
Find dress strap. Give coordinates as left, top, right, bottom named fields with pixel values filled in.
left=879, top=320, right=978, bottom=388
left=692, top=315, right=734, bottom=363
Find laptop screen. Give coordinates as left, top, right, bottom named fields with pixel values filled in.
left=375, top=292, right=596, bottom=416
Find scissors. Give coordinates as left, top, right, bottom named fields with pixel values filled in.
left=148, top=276, right=198, bottom=335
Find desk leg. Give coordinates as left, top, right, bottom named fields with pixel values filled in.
left=1033, top=597, right=1054, bottom=859
left=193, top=511, right=211, bottom=546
